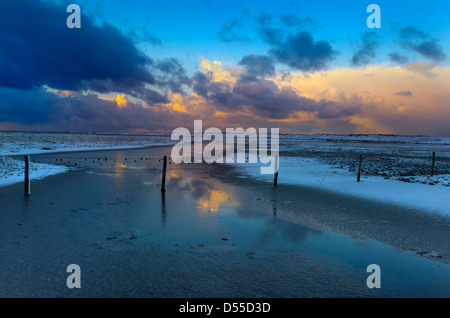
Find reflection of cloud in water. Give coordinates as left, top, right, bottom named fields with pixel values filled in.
left=168, top=173, right=239, bottom=212
left=197, top=189, right=237, bottom=212
left=256, top=217, right=323, bottom=246
left=114, top=161, right=126, bottom=178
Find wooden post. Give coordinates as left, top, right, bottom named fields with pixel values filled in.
left=161, top=155, right=167, bottom=193
left=357, top=154, right=362, bottom=182
left=24, top=155, right=30, bottom=196
left=431, top=152, right=436, bottom=176
left=274, top=155, right=279, bottom=187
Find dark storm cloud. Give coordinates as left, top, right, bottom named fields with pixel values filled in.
left=153, top=58, right=191, bottom=94
left=0, top=87, right=55, bottom=124
left=269, top=31, right=337, bottom=72
left=350, top=32, right=379, bottom=66
left=394, top=90, right=413, bottom=97
left=217, top=20, right=250, bottom=43
left=191, top=72, right=211, bottom=99
left=398, top=27, right=446, bottom=62
left=0, top=0, right=156, bottom=93
left=0, top=87, right=178, bottom=132
left=238, top=54, right=276, bottom=81
left=389, top=52, right=409, bottom=64
left=0, top=0, right=190, bottom=104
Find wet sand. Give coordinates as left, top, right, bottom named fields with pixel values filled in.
left=0, top=146, right=449, bottom=297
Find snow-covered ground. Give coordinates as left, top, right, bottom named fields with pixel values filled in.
left=277, top=134, right=450, bottom=185
left=0, top=131, right=175, bottom=187
left=1, top=132, right=449, bottom=217
left=235, top=156, right=450, bottom=216
left=0, top=131, right=174, bottom=156
left=227, top=134, right=450, bottom=216
left=0, top=155, right=70, bottom=187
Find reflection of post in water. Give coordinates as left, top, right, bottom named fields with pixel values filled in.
left=272, top=188, right=278, bottom=217
left=161, top=191, right=166, bottom=225
left=273, top=155, right=279, bottom=187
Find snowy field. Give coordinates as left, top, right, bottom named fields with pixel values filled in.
left=236, top=156, right=450, bottom=216
left=0, top=131, right=175, bottom=187
left=278, top=134, right=450, bottom=184
left=0, top=131, right=174, bottom=155
left=237, top=134, right=450, bottom=216
left=0, top=155, right=70, bottom=187
left=1, top=131, right=449, bottom=217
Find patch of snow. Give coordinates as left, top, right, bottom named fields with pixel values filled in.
left=233, top=156, right=450, bottom=217
left=0, top=156, right=70, bottom=187
left=0, top=131, right=174, bottom=156
left=0, top=131, right=175, bottom=187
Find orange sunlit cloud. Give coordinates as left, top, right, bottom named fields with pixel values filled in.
left=98, top=94, right=128, bottom=107
left=198, top=57, right=242, bottom=85
left=275, top=63, right=450, bottom=134
left=46, top=88, right=74, bottom=97
left=165, top=58, right=450, bottom=135
left=115, top=94, right=127, bottom=107
left=38, top=58, right=450, bottom=136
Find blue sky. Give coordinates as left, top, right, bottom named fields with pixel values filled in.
left=0, top=0, right=449, bottom=135
left=74, top=0, right=450, bottom=71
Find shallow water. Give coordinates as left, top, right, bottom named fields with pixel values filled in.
left=0, top=146, right=449, bottom=297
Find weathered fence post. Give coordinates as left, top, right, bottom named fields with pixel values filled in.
left=161, top=155, right=167, bottom=193
left=24, top=155, right=30, bottom=196
left=274, top=155, right=279, bottom=187
left=357, top=154, right=362, bottom=182
left=431, top=152, right=436, bottom=176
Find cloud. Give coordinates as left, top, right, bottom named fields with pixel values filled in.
left=0, top=0, right=191, bottom=105
left=153, top=58, right=191, bottom=94
left=282, top=65, right=450, bottom=136
left=269, top=31, right=337, bottom=71
left=191, top=72, right=210, bottom=98
left=217, top=20, right=250, bottom=43
left=238, top=54, right=276, bottom=81
left=403, top=62, right=438, bottom=78
left=192, top=60, right=360, bottom=120
left=393, top=90, right=413, bottom=97
left=254, top=14, right=330, bottom=71
left=3, top=59, right=450, bottom=137
left=0, top=87, right=55, bottom=124
left=0, top=0, right=157, bottom=94
left=0, top=86, right=184, bottom=132
left=128, top=27, right=162, bottom=45
left=389, top=52, right=409, bottom=64
left=398, top=26, right=446, bottom=62
left=350, top=32, right=379, bottom=66
left=254, top=12, right=273, bottom=26
left=279, top=13, right=315, bottom=29
left=258, top=27, right=282, bottom=45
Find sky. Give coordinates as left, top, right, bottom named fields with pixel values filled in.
left=0, top=0, right=449, bottom=136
